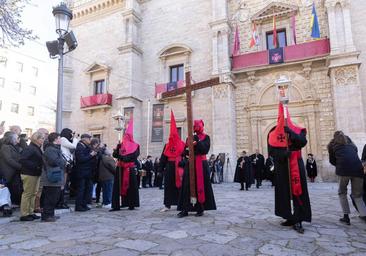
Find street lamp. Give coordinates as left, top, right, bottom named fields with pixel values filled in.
left=113, top=110, right=125, bottom=141
left=46, top=2, right=78, bottom=133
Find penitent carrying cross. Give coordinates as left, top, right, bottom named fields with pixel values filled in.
left=161, top=71, right=220, bottom=204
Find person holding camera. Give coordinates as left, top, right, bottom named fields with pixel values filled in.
left=41, top=133, right=66, bottom=222
left=74, top=134, right=97, bottom=212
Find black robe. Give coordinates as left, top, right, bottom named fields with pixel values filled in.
left=160, top=145, right=180, bottom=207
left=268, top=127, right=312, bottom=223
left=306, top=159, right=317, bottom=178
left=264, top=157, right=275, bottom=183
left=111, top=147, right=140, bottom=209
left=234, top=156, right=253, bottom=184
left=250, top=153, right=265, bottom=180
left=177, top=135, right=216, bottom=212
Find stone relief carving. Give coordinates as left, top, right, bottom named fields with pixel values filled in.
left=231, top=0, right=250, bottom=23
left=213, top=84, right=229, bottom=99
left=334, top=66, right=358, bottom=86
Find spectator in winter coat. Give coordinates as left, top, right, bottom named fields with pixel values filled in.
left=19, top=132, right=45, bottom=221
left=41, top=133, right=66, bottom=222
left=74, top=134, right=97, bottom=211
left=98, top=148, right=115, bottom=207
left=328, top=131, right=366, bottom=225
left=0, top=132, right=22, bottom=205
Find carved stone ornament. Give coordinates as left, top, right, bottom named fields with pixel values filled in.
left=334, top=66, right=358, bottom=86
left=246, top=71, right=259, bottom=85
left=231, top=0, right=250, bottom=23
left=213, top=84, right=228, bottom=99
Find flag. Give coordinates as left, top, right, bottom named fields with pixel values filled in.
left=232, top=25, right=240, bottom=56
left=273, top=15, right=278, bottom=48
left=311, top=2, right=320, bottom=39
left=249, top=23, right=260, bottom=48
left=291, top=14, right=297, bottom=45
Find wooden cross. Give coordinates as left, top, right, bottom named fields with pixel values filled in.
left=162, top=71, right=220, bottom=204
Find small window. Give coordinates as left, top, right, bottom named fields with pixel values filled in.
left=0, top=57, right=7, bottom=67
left=16, top=62, right=23, bottom=72
left=24, top=128, right=32, bottom=138
left=93, top=134, right=101, bottom=139
left=13, top=82, right=21, bottom=92
left=94, top=80, right=105, bottom=95
left=32, top=67, right=38, bottom=77
left=11, top=103, right=19, bottom=113
left=177, top=127, right=182, bottom=139
left=29, top=85, right=37, bottom=95
left=169, top=64, right=184, bottom=83
left=27, top=106, right=35, bottom=116
left=0, top=77, right=4, bottom=88
left=266, top=29, right=287, bottom=50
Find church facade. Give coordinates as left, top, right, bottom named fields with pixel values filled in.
left=64, top=0, right=366, bottom=181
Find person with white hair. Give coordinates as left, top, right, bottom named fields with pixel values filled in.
left=98, top=147, right=116, bottom=208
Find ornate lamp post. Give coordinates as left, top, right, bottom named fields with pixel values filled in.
left=46, top=2, right=77, bottom=132
left=113, top=110, right=125, bottom=141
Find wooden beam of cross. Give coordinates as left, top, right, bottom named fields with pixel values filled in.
left=162, top=71, right=220, bottom=204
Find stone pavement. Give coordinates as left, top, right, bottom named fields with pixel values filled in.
left=0, top=182, right=366, bottom=256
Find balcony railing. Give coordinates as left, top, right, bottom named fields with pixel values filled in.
left=232, top=38, right=330, bottom=71
left=155, top=80, right=185, bottom=99
left=80, top=93, right=112, bottom=109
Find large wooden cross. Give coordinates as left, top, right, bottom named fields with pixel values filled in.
left=162, top=71, right=220, bottom=204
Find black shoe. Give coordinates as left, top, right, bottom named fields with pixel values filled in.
left=42, top=217, right=56, bottom=222
left=177, top=211, right=188, bottom=218
left=195, top=211, right=204, bottom=217
left=85, top=206, right=91, bottom=211
left=340, top=216, right=351, bottom=225
left=239, top=188, right=244, bottom=191
left=109, top=208, right=121, bottom=212
left=31, top=214, right=41, bottom=220
left=20, top=215, right=34, bottom=221
left=281, top=220, right=294, bottom=226
left=128, top=207, right=135, bottom=210
left=293, top=223, right=304, bottom=234
left=75, top=207, right=88, bottom=212
left=359, top=216, right=366, bottom=223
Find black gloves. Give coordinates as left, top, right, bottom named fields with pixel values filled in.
left=284, top=126, right=292, bottom=134
left=178, top=160, right=186, bottom=168
left=194, top=135, right=199, bottom=142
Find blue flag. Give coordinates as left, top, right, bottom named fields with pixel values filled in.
left=311, top=2, right=320, bottom=39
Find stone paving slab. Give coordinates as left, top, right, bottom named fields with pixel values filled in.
left=0, top=182, right=365, bottom=255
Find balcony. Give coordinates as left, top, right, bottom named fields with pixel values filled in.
left=232, top=38, right=330, bottom=71
left=80, top=93, right=112, bottom=111
left=155, top=80, right=185, bottom=99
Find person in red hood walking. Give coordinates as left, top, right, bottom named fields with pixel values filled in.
left=159, top=111, right=185, bottom=212
left=268, top=103, right=311, bottom=234
left=177, top=120, right=216, bottom=218
left=111, top=118, right=140, bottom=211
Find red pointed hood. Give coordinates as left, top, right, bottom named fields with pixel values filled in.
left=120, top=117, right=139, bottom=156
left=164, top=110, right=185, bottom=158
left=268, top=103, right=305, bottom=147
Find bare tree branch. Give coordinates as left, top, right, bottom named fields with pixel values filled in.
left=0, top=0, right=38, bottom=48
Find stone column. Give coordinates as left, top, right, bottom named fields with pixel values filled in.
left=211, top=75, right=237, bottom=182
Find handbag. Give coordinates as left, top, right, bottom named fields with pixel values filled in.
left=47, top=167, right=63, bottom=183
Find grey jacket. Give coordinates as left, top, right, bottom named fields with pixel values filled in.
left=0, top=144, right=21, bottom=182
left=98, top=155, right=116, bottom=182
left=41, top=144, right=66, bottom=187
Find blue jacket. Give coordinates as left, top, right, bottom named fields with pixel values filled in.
left=328, top=143, right=364, bottom=178
left=75, top=141, right=95, bottom=178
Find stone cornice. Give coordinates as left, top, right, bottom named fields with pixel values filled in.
left=118, top=43, right=143, bottom=55
left=121, top=9, right=142, bottom=23
left=71, top=0, right=125, bottom=27
left=115, top=95, right=143, bottom=102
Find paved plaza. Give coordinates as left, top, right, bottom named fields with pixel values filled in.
left=0, top=182, right=366, bottom=256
